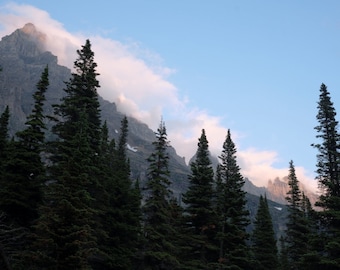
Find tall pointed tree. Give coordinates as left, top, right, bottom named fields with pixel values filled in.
left=95, top=117, right=142, bottom=269
left=182, top=129, right=217, bottom=269
left=284, top=160, right=311, bottom=269
left=0, top=106, right=9, bottom=157
left=215, top=129, right=250, bottom=269
left=0, top=66, right=49, bottom=228
left=252, top=195, right=278, bottom=270
left=312, top=83, right=340, bottom=268
left=142, top=120, right=179, bottom=269
left=111, top=116, right=142, bottom=269
left=0, top=106, right=10, bottom=176
left=52, top=39, right=101, bottom=153
left=299, top=192, right=321, bottom=269
left=30, top=40, right=101, bottom=269
left=313, top=83, right=340, bottom=198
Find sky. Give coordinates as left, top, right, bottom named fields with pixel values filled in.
left=1, top=1, right=340, bottom=191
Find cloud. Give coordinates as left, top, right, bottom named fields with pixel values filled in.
left=0, top=3, right=317, bottom=192
left=238, top=148, right=317, bottom=191
left=0, top=3, right=80, bottom=67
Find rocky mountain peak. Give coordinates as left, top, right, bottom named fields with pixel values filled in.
left=0, top=24, right=190, bottom=196
left=0, top=22, right=46, bottom=58
left=21, top=23, right=38, bottom=34
left=266, top=176, right=318, bottom=206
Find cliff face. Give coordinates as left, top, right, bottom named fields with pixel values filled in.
left=0, top=23, right=190, bottom=196
left=0, top=23, right=70, bottom=135
left=266, top=177, right=318, bottom=206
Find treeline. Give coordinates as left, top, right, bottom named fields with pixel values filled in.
left=0, top=40, right=339, bottom=269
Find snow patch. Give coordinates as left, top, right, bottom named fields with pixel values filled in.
left=127, top=143, right=138, bottom=152
left=274, top=207, right=282, bottom=211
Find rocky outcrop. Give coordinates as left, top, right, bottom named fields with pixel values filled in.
left=0, top=23, right=69, bottom=134
left=266, top=177, right=318, bottom=206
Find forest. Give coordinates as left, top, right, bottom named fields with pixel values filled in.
left=0, top=39, right=340, bottom=270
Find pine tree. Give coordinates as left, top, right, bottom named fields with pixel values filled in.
left=89, top=121, right=113, bottom=269
left=53, top=39, right=101, bottom=152
left=313, top=83, right=340, bottom=198
left=0, top=66, right=49, bottom=228
left=284, top=160, right=311, bottom=269
left=0, top=106, right=10, bottom=177
left=312, top=83, right=340, bottom=268
left=299, top=192, right=321, bottom=270
left=278, top=236, right=289, bottom=270
left=252, top=195, right=278, bottom=270
left=182, top=129, right=217, bottom=269
left=112, top=117, right=142, bottom=269
left=0, top=106, right=9, bottom=157
left=215, top=129, right=250, bottom=269
left=142, top=120, right=179, bottom=269
left=30, top=41, right=101, bottom=269
left=95, top=117, right=142, bottom=269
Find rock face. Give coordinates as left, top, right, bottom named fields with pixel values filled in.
left=0, top=23, right=68, bottom=134
left=266, top=177, right=318, bottom=206
left=0, top=23, right=190, bottom=197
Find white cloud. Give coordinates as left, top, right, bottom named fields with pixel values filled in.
left=0, top=3, right=318, bottom=193
left=238, top=148, right=317, bottom=191
left=0, top=3, right=80, bottom=67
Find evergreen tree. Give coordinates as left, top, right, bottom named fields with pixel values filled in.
left=299, top=192, right=321, bottom=270
left=312, top=83, right=340, bottom=268
left=53, top=39, right=101, bottom=152
left=284, top=160, right=311, bottom=269
left=30, top=41, right=101, bottom=269
left=215, top=129, right=250, bottom=269
left=0, top=106, right=9, bottom=179
left=0, top=106, right=9, bottom=157
left=142, top=120, right=179, bottom=269
left=278, top=236, right=289, bottom=270
left=182, top=129, right=217, bottom=269
left=33, top=110, right=97, bottom=269
left=0, top=66, right=49, bottom=228
left=95, top=117, right=142, bottom=269
left=0, top=212, right=27, bottom=270
left=112, top=117, right=142, bottom=269
left=252, top=195, right=278, bottom=270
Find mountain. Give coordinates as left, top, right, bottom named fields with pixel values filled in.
left=266, top=177, right=318, bottom=206
left=1, top=24, right=319, bottom=238
left=0, top=23, right=190, bottom=197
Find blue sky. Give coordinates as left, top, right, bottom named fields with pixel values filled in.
left=1, top=1, right=340, bottom=189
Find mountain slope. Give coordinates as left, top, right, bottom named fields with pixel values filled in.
left=0, top=23, right=190, bottom=197
left=0, top=23, right=293, bottom=238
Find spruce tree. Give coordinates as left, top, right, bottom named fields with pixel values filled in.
left=30, top=41, right=101, bottom=269
left=53, top=39, right=101, bottom=152
left=112, top=117, right=141, bottom=269
left=182, top=129, right=217, bottom=269
left=95, top=117, right=142, bottom=269
left=142, top=120, right=179, bottom=269
left=0, top=106, right=9, bottom=177
left=299, top=192, right=321, bottom=269
left=0, top=66, right=49, bottom=228
left=312, top=83, right=340, bottom=268
left=284, top=160, right=311, bottom=269
left=0, top=106, right=9, bottom=157
left=252, top=195, right=278, bottom=270
left=278, top=236, right=289, bottom=270
left=215, top=129, right=250, bottom=269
